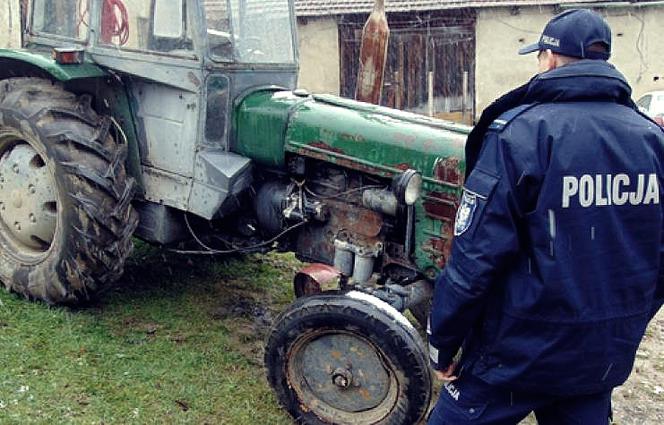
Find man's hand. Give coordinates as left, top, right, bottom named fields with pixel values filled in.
left=434, top=362, right=458, bottom=382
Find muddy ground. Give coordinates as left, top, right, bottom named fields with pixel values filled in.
left=217, top=258, right=664, bottom=424
left=115, top=251, right=664, bottom=424
left=209, top=257, right=664, bottom=424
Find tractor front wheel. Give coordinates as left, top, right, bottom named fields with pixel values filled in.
left=0, top=78, right=138, bottom=304
left=265, top=292, right=432, bottom=425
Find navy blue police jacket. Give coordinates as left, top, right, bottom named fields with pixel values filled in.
left=429, top=60, right=664, bottom=396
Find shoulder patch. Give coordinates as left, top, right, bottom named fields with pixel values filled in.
left=488, top=103, right=537, bottom=132
left=454, top=191, right=478, bottom=236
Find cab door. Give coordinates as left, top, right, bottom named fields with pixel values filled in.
left=88, top=0, right=205, bottom=214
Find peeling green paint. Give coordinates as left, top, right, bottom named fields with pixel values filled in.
left=233, top=89, right=305, bottom=169
left=235, top=89, right=470, bottom=275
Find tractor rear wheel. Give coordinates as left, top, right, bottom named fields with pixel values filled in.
left=0, top=78, right=138, bottom=304
left=265, top=292, right=432, bottom=425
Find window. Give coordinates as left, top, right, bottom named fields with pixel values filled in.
left=32, top=0, right=90, bottom=41
left=204, top=0, right=296, bottom=64
left=637, top=95, right=652, bottom=112
left=340, top=10, right=476, bottom=124
left=99, top=0, right=194, bottom=56
left=204, top=0, right=233, bottom=61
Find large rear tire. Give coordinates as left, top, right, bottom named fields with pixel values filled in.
left=0, top=78, right=138, bottom=304
left=265, top=292, right=432, bottom=425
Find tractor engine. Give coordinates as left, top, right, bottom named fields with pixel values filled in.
left=254, top=161, right=421, bottom=288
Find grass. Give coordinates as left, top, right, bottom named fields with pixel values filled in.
left=0, top=242, right=299, bottom=424
left=3, top=242, right=662, bottom=424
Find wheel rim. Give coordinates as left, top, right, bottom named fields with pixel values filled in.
left=287, top=330, right=399, bottom=425
left=0, top=135, right=58, bottom=259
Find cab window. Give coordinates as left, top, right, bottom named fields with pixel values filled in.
left=204, top=0, right=295, bottom=64
left=98, top=0, right=194, bottom=56
left=32, top=0, right=90, bottom=41
left=637, top=95, right=652, bottom=112
left=204, top=0, right=233, bottom=61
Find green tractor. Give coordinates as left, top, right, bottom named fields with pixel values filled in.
left=0, top=0, right=469, bottom=423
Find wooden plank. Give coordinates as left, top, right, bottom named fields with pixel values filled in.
left=398, top=39, right=405, bottom=109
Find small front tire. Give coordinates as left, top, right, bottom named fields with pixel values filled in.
left=265, top=292, right=432, bottom=425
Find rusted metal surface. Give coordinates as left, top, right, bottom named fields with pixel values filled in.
left=329, top=199, right=383, bottom=238
left=422, top=233, right=452, bottom=269
left=411, top=156, right=464, bottom=271
left=295, top=196, right=384, bottom=266
left=434, top=156, right=463, bottom=186
left=392, top=162, right=413, bottom=171
left=423, top=191, right=458, bottom=221
left=420, top=191, right=457, bottom=269
left=294, top=264, right=341, bottom=297
left=287, top=330, right=398, bottom=423
left=308, top=141, right=346, bottom=155
left=289, top=142, right=391, bottom=178
left=355, top=0, right=390, bottom=105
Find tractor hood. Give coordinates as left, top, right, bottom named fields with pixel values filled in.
left=234, top=89, right=469, bottom=183
left=234, top=89, right=471, bottom=274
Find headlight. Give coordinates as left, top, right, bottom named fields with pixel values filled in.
left=394, top=170, right=423, bottom=206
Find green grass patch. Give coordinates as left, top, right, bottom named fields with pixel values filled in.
left=0, top=245, right=298, bottom=424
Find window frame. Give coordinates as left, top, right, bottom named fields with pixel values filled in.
left=204, top=0, right=298, bottom=66
left=28, top=0, right=92, bottom=44
left=637, top=94, right=653, bottom=112
left=94, top=0, right=199, bottom=60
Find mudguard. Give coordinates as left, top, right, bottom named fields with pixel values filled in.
left=0, top=49, right=107, bottom=81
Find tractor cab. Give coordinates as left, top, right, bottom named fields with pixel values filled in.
left=29, top=0, right=298, bottom=67
left=25, top=0, right=299, bottom=231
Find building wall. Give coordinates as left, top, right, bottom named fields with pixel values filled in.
left=476, top=5, right=664, bottom=116
left=0, top=0, right=21, bottom=48
left=297, top=16, right=340, bottom=94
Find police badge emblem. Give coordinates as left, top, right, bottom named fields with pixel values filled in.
left=454, top=191, right=477, bottom=236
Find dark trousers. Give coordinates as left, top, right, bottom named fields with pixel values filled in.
left=427, top=372, right=612, bottom=425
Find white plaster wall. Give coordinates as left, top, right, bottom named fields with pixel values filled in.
left=476, top=5, right=664, bottom=117
left=297, top=17, right=340, bottom=94
left=607, top=6, right=664, bottom=100
left=0, top=0, right=21, bottom=48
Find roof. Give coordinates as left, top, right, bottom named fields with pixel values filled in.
left=295, top=0, right=633, bottom=17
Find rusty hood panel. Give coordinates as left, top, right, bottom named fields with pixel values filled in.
left=235, top=89, right=470, bottom=277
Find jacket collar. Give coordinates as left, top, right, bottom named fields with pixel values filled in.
left=465, top=60, right=636, bottom=178
left=524, top=60, right=634, bottom=106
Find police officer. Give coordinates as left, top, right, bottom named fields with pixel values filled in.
left=428, top=9, right=664, bottom=425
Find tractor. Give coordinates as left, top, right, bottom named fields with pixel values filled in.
left=0, top=0, right=470, bottom=423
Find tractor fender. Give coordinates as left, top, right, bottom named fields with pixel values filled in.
left=0, top=50, right=143, bottom=189
left=0, top=49, right=107, bottom=81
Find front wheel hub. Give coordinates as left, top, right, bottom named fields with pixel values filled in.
left=0, top=142, right=57, bottom=253
left=289, top=331, right=397, bottom=422
left=332, top=367, right=354, bottom=389
left=265, top=292, right=432, bottom=425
